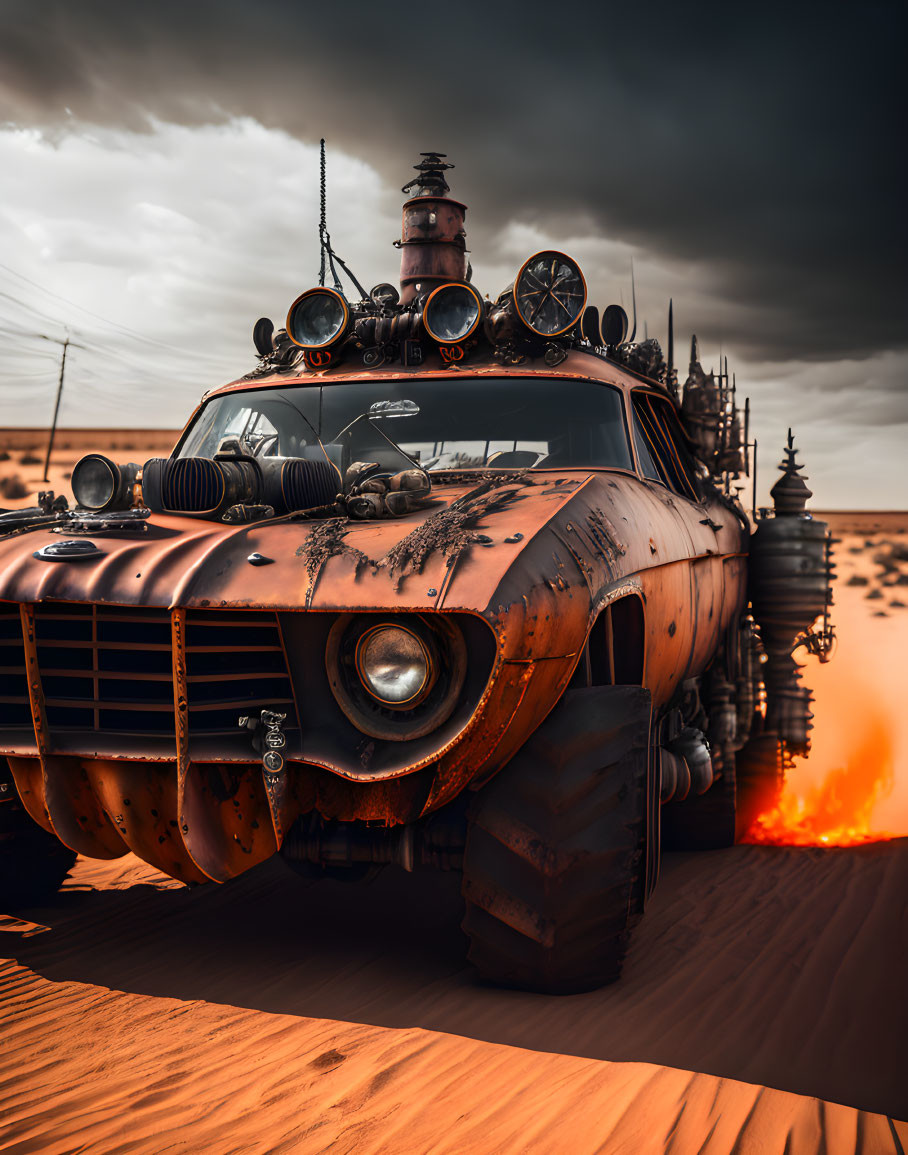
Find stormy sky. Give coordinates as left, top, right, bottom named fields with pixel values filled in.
left=0, top=0, right=905, bottom=507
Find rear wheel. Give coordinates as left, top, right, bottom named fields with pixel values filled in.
left=0, top=764, right=76, bottom=906
left=461, top=685, right=653, bottom=994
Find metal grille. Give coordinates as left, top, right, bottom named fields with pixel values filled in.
left=184, top=609, right=298, bottom=735
left=9, top=604, right=299, bottom=743
left=0, top=603, right=29, bottom=728
left=35, top=604, right=175, bottom=735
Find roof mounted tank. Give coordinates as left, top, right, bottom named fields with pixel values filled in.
left=397, top=153, right=468, bottom=305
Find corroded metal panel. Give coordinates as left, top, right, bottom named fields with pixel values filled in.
left=17, top=604, right=127, bottom=859
left=0, top=350, right=751, bottom=884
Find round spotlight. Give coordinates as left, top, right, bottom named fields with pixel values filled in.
left=370, top=282, right=400, bottom=308
left=286, top=287, right=350, bottom=350
left=513, top=250, right=587, bottom=337
left=355, top=624, right=432, bottom=706
left=71, top=454, right=138, bottom=512
left=423, top=282, right=483, bottom=344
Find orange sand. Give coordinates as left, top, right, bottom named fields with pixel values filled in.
left=2, top=848, right=906, bottom=1153
left=2, top=438, right=907, bottom=1152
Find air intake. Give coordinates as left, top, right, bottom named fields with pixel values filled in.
left=142, top=456, right=260, bottom=519
left=163, top=457, right=226, bottom=512
left=279, top=459, right=339, bottom=511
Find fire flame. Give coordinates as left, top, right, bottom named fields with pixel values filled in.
left=743, top=715, right=898, bottom=847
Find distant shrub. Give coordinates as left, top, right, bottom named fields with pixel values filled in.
left=19, top=452, right=41, bottom=465
left=0, top=451, right=9, bottom=462
left=0, top=475, right=29, bottom=500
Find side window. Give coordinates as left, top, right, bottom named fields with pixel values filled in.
left=631, top=407, right=662, bottom=482
left=631, top=393, right=699, bottom=501
left=650, top=399, right=700, bottom=500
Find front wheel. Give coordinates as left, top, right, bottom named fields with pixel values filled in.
left=461, top=685, right=653, bottom=994
left=0, top=764, right=76, bottom=906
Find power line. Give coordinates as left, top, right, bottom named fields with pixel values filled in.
left=0, top=261, right=226, bottom=360
left=0, top=312, right=239, bottom=382
left=0, top=288, right=71, bottom=333
left=0, top=278, right=241, bottom=375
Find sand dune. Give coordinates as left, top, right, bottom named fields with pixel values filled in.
left=1, top=842, right=905, bottom=1153
left=0, top=958, right=901, bottom=1155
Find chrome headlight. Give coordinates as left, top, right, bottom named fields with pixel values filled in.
left=71, top=454, right=139, bottom=512
left=355, top=624, right=432, bottom=705
left=326, top=614, right=467, bottom=742
left=286, top=286, right=350, bottom=350
left=423, top=282, right=483, bottom=345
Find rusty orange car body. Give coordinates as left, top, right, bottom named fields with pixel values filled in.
left=0, top=349, right=748, bottom=887
left=0, top=153, right=832, bottom=990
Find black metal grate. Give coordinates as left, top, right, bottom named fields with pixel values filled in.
left=0, top=602, right=30, bottom=728
left=184, top=609, right=298, bottom=736
left=34, top=604, right=175, bottom=735
left=18, top=603, right=299, bottom=743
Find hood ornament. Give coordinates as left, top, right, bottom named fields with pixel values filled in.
left=33, top=539, right=104, bottom=562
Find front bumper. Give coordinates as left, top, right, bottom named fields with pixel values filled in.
left=1, top=599, right=537, bottom=884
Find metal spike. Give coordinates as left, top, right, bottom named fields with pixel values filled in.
left=628, top=258, right=637, bottom=343
left=752, top=437, right=758, bottom=522
left=667, top=299, right=674, bottom=379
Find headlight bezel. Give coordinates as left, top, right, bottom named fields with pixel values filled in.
left=326, top=613, right=468, bottom=742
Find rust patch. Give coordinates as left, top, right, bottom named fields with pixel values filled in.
left=383, top=475, right=531, bottom=584
left=296, top=519, right=374, bottom=606
left=430, top=469, right=531, bottom=488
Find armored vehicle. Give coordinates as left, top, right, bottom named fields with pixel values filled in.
left=0, top=154, right=834, bottom=991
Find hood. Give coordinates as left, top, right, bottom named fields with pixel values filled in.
left=0, top=471, right=610, bottom=616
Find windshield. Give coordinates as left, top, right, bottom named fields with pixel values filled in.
left=177, top=376, right=633, bottom=473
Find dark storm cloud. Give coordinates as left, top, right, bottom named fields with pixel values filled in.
left=1, top=0, right=905, bottom=366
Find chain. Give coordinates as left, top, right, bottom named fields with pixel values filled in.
left=318, top=138, right=327, bottom=287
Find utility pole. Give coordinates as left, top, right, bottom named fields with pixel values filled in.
left=41, top=335, right=84, bottom=482
left=43, top=337, right=69, bottom=482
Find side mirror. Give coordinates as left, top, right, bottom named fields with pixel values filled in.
left=367, top=400, right=419, bottom=419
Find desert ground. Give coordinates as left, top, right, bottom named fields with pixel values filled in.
left=1, top=432, right=906, bottom=1153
